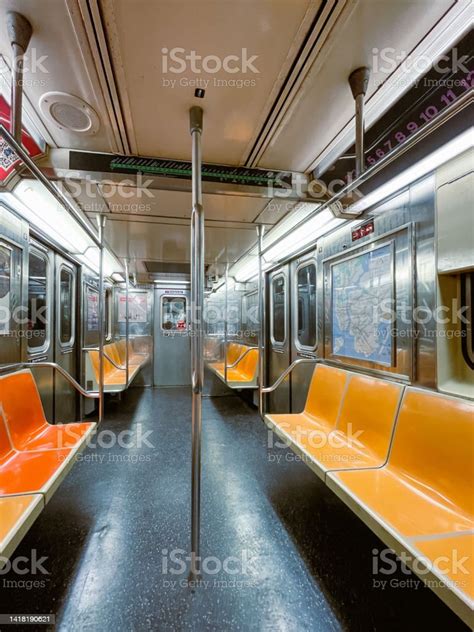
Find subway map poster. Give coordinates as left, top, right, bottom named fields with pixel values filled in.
left=331, top=243, right=393, bottom=365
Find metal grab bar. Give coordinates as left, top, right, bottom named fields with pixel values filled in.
left=261, top=358, right=319, bottom=394
left=226, top=346, right=258, bottom=369
left=0, top=362, right=99, bottom=399
left=83, top=347, right=128, bottom=372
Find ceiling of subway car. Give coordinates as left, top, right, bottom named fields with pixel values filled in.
left=0, top=0, right=465, bottom=276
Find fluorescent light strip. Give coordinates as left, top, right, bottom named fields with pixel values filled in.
left=264, top=209, right=343, bottom=262
left=232, top=209, right=344, bottom=282
left=12, top=180, right=92, bottom=253
left=11, top=179, right=124, bottom=278
left=349, top=128, right=473, bottom=214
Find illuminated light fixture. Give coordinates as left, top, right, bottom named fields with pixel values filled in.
left=11, top=178, right=124, bottom=279
left=231, top=208, right=344, bottom=282
left=348, top=128, right=473, bottom=214
left=265, top=208, right=344, bottom=262
left=111, top=272, right=125, bottom=283
left=12, top=178, right=93, bottom=253
left=233, top=257, right=260, bottom=283
left=76, top=247, right=123, bottom=279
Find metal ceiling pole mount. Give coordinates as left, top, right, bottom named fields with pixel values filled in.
left=6, top=11, right=33, bottom=142
left=189, top=105, right=204, bottom=581
left=348, top=66, right=371, bottom=178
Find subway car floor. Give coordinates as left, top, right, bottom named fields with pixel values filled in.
left=0, top=388, right=469, bottom=632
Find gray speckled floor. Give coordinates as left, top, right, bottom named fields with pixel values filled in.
left=0, top=388, right=469, bottom=632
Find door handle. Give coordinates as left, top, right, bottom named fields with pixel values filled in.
left=60, top=349, right=74, bottom=355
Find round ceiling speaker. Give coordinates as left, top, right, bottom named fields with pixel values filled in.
left=39, top=92, right=100, bottom=135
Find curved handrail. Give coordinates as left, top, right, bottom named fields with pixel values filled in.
left=83, top=347, right=127, bottom=371
left=262, top=358, right=319, bottom=394
left=0, top=362, right=100, bottom=399
left=226, top=346, right=258, bottom=369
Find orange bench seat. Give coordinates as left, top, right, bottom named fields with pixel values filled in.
left=0, top=494, right=44, bottom=567
left=0, top=401, right=77, bottom=502
left=265, top=365, right=403, bottom=480
left=264, top=363, right=473, bottom=625
left=327, top=387, right=474, bottom=625
left=209, top=343, right=259, bottom=388
left=209, top=342, right=242, bottom=374
left=414, top=534, right=474, bottom=604
left=0, top=370, right=96, bottom=451
left=88, top=346, right=141, bottom=391
left=0, top=369, right=97, bottom=564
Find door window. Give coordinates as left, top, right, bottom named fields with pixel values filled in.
left=161, top=296, right=187, bottom=331
left=271, top=275, right=286, bottom=344
left=0, top=243, right=12, bottom=335
left=296, top=262, right=316, bottom=349
left=59, top=266, right=75, bottom=345
left=28, top=249, right=50, bottom=351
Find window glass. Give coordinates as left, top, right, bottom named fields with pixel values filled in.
left=28, top=250, right=49, bottom=349
left=0, top=244, right=12, bottom=335
left=296, top=263, right=316, bottom=348
left=162, top=296, right=187, bottom=331
left=59, top=267, right=74, bottom=344
left=272, top=275, right=286, bottom=344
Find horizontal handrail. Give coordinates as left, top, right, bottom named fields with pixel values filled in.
left=0, top=362, right=99, bottom=399
left=83, top=347, right=126, bottom=371
left=226, top=346, right=258, bottom=369
left=262, top=358, right=319, bottom=393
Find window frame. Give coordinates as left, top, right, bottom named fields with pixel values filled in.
left=27, top=246, right=51, bottom=354
left=105, top=286, right=113, bottom=342
left=294, top=259, right=317, bottom=353
left=58, top=264, right=76, bottom=348
left=270, top=272, right=287, bottom=347
left=0, top=240, right=13, bottom=337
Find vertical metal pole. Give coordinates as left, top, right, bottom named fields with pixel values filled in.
left=224, top=263, right=229, bottom=384
left=6, top=12, right=32, bottom=142
left=124, top=259, right=130, bottom=385
left=348, top=67, right=370, bottom=178
left=190, top=105, right=204, bottom=579
left=97, top=214, right=106, bottom=424
left=354, top=93, right=364, bottom=178
left=257, top=225, right=265, bottom=417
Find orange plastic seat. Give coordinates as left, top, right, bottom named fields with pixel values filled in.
left=415, top=533, right=474, bottom=602
left=89, top=349, right=127, bottom=387
left=0, top=494, right=44, bottom=564
left=265, top=365, right=348, bottom=473
left=0, top=415, right=74, bottom=501
left=302, top=373, right=402, bottom=471
left=210, top=342, right=242, bottom=373
left=216, top=348, right=258, bottom=384
left=115, top=340, right=144, bottom=367
left=328, top=388, right=474, bottom=537
left=0, top=370, right=95, bottom=451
